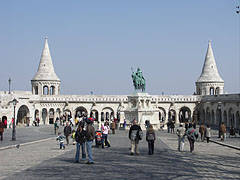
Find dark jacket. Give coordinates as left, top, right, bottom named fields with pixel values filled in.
left=64, top=125, right=72, bottom=136
left=75, top=129, right=86, bottom=143
left=129, top=124, right=142, bottom=140
left=86, top=124, right=95, bottom=141
left=0, top=121, right=4, bottom=133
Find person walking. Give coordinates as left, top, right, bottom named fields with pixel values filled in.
left=0, top=121, right=4, bottom=141
left=199, top=123, right=205, bottom=142
left=220, top=122, right=226, bottom=141
left=102, top=122, right=111, bottom=148
left=205, top=124, right=211, bottom=143
left=64, top=122, right=72, bottom=145
left=56, top=132, right=65, bottom=149
left=146, top=124, right=155, bottom=155
left=75, top=125, right=86, bottom=163
left=186, top=123, right=198, bottom=152
left=54, top=121, right=59, bottom=135
left=85, top=119, right=95, bottom=164
left=111, top=121, right=116, bottom=134
left=176, top=123, right=185, bottom=152
left=129, top=119, right=142, bottom=155
left=170, top=121, right=175, bottom=133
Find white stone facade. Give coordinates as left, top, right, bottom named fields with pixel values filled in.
left=0, top=39, right=239, bottom=131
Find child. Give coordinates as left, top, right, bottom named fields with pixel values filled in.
left=56, top=132, right=65, bottom=149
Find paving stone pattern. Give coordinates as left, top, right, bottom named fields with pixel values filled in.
left=0, top=129, right=239, bottom=180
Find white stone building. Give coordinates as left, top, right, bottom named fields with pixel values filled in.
left=0, top=38, right=239, bottom=131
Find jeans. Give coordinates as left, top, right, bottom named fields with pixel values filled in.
left=86, top=141, right=93, bottom=163
left=147, top=140, right=154, bottom=155
left=102, top=134, right=110, bottom=148
left=188, top=137, right=195, bottom=152
left=60, top=142, right=65, bottom=149
left=178, top=136, right=185, bottom=151
left=75, top=142, right=86, bottom=161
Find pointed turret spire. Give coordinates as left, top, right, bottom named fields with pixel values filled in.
left=32, top=37, right=60, bottom=81
left=196, top=41, right=224, bottom=83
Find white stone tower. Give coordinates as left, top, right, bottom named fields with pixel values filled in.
left=196, top=41, right=224, bottom=95
left=31, top=37, right=61, bottom=95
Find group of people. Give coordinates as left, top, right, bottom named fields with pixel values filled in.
left=176, top=122, right=212, bottom=152
left=129, top=119, right=156, bottom=155
left=56, top=118, right=95, bottom=164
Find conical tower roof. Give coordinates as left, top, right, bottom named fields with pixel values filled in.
left=196, top=41, right=224, bottom=83
left=32, top=37, right=60, bottom=81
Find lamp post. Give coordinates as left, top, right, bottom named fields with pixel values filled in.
left=12, top=98, right=17, bottom=141
left=217, top=104, right=222, bottom=138
left=8, top=78, right=11, bottom=94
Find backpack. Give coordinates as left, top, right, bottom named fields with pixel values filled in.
left=138, top=130, right=143, bottom=140
left=131, top=130, right=138, bottom=141
left=147, top=133, right=155, bottom=141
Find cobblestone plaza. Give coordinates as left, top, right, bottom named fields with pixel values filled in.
left=0, top=125, right=239, bottom=180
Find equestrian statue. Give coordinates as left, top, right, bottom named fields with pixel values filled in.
left=131, top=67, right=146, bottom=92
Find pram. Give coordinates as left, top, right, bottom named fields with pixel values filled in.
left=95, top=130, right=102, bottom=147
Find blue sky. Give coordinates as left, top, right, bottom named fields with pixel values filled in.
left=0, top=0, right=239, bottom=95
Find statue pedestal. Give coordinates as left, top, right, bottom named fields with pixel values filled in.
left=124, top=92, right=159, bottom=130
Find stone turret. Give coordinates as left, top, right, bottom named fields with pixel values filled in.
left=31, top=37, right=61, bottom=95
left=196, top=41, right=224, bottom=95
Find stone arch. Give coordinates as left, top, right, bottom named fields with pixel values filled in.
left=49, top=108, right=54, bottom=124
left=101, top=112, right=104, bottom=122
left=193, top=109, right=200, bottom=124
left=56, top=108, right=61, bottom=120
left=43, top=85, right=49, bottom=95
left=16, top=105, right=30, bottom=125
left=50, top=85, right=55, bottom=95
left=75, top=107, right=88, bottom=118
left=63, top=109, right=72, bottom=122
left=34, top=109, right=39, bottom=121
left=210, top=87, right=215, bottom=95
left=34, top=86, right=38, bottom=95
left=168, top=109, right=176, bottom=122
left=228, top=108, right=235, bottom=127
left=179, top=106, right=191, bottom=123
left=102, top=107, right=114, bottom=122
left=90, top=109, right=99, bottom=121
left=215, top=87, right=220, bottom=95
left=42, top=108, right=48, bottom=125
left=158, top=107, right=166, bottom=122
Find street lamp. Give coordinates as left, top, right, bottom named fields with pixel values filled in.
left=8, top=78, right=11, bottom=94
left=217, top=104, right=222, bottom=138
left=12, top=98, right=17, bottom=141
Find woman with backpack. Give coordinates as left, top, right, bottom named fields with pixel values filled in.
left=146, top=124, right=156, bottom=155
left=186, top=123, right=198, bottom=152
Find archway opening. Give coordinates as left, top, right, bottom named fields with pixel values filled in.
left=179, top=107, right=191, bottom=123
left=43, top=86, right=49, bottom=95
left=17, top=105, right=30, bottom=125
left=50, top=86, right=55, bottom=95
left=49, top=108, right=54, bottom=124
left=42, top=108, right=47, bottom=125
